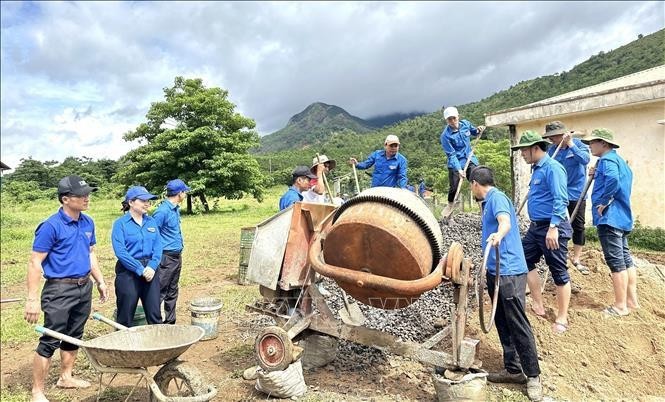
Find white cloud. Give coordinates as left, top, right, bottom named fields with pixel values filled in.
left=1, top=1, right=663, bottom=170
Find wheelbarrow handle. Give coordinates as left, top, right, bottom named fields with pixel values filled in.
left=92, top=313, right=129, bottom=331
left=35, top=325, right=84, bottom=347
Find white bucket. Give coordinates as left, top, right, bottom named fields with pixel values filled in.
left=189, top=297, right=223, bottom=340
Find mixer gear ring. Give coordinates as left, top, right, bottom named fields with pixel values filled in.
left=255, top=326, right=293, bottom=372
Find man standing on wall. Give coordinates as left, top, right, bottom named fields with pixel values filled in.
left=153, top=178, right=191, bottom=324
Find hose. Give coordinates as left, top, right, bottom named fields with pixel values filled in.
left=476, top=241, right=500, bottom=334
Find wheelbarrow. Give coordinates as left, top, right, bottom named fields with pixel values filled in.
left=35, top=313, right=217, bottom=402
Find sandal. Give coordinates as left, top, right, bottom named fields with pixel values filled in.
left=602, top=305, right=629, bottom=318
left=573, top=261, right=590, bottom=275
left=552, top=321, right=568, bottom=334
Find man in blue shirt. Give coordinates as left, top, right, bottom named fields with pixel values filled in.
left=512, top=131, right=573, bottom=334
left=25, top=175, right=108, bottom=401
left=582, top=128, right=638, bottom=317
left=153, top=178, right=191, bottom=324
left=279, top=166, right=317, bottom=210
left=440, top=106, right=485, bottom=215
left=543, top=121, right=591, bottom=274
left=349, top=135, right=408, bottom=188
left=418, top=178, right=426, bottom=198
left=471, top=166, right=542, bottom=401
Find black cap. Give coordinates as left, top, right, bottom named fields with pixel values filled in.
left=57, top=175, right=98, bottom=196
left=292, top=166, right=317, bottom=179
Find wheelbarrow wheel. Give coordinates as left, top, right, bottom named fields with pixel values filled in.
left=151, top=360, right=207, bottom=401
left=255, top=326, right=293, bottom=372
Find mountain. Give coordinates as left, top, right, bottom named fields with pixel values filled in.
left=256, top=29, right=665, bottom=188
left=257, top=102, right=375, bottom=153
left=364, top=111, right=426, bottom=128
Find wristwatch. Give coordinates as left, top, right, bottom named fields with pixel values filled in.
left=549, top=223, right=558, bottom=229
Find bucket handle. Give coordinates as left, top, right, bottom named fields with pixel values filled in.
left=308, top=232, right=444, bottom=296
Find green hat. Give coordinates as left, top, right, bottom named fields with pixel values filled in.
left=511, top=130, right=551, bottom=151
left=542, top=121, right=567, bottom=138
left=581, top=128, right=620, bottom=148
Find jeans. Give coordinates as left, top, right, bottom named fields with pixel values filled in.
left=597, top=224, right=633, bottom=273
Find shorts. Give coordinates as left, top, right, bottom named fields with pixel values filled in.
left=37, top=280, right=92, bottom=358
left=597, top=224, right=633, bottom=273
left=522, top=221, right=572, bottom=286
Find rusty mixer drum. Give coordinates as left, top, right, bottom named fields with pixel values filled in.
left=315, top=187, right=445, bottom=309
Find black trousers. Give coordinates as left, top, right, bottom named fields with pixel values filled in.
left=487, top=273, right=541, bottom=377
left=447, top=164, right=476, bottom=202
left=159, top=251, right=183, bottom=324
left=115, top=261, right=162, bottom=327
left=567, top=199, right=586, bottom=246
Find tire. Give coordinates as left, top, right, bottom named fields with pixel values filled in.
left=151, top=360, right=207, bottom=401
left=255, top=326, right=293, bottom=372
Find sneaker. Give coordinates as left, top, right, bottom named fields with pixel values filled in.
left=527, top=376, right=543, bottom=401
left=487, top=369, right=527, bottom=384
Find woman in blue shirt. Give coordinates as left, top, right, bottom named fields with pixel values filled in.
left=111, top=186, right=163, bottom=326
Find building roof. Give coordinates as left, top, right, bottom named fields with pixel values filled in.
left=0, top=161, right=10, bottom=170
left=486, top=65, right=665, bottom=126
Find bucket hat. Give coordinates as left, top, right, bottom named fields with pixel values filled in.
left=511, top=130, right=551, bottom=151
left=542, top=121, right=567, bottom=138
left=581, top=128, right=620, bottom=148
left=311, top=155, right=337, bottom=171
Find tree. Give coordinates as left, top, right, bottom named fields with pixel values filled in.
left=116, top=77, right=265, bottom=213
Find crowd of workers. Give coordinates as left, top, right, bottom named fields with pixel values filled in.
left=24, top=104, right=637, bottom=402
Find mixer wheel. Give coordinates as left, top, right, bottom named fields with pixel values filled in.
left=255, top=326, right=293, bottom=372
left=445, top=242, right=464, bottom=284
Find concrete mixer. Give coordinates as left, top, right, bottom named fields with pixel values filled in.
left=245, top=188, right=479, bottom=378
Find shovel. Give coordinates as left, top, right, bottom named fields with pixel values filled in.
left=442, top=129, right=485, bottom=224
left=338, top=288, right=366, bottom=326
left=352, top=163, right=361, bottom=195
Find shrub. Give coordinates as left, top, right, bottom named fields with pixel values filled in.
left=586, top=220, right=665, bottom=252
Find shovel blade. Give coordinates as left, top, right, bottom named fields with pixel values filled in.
left=441, top=205, right=454, bottom=224
left=338, top=303, right=366, bottom=327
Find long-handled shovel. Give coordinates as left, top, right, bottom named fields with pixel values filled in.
left=352, top=163, right=361, bottom=195
left=316, top=154, right=365, bottom=326
left=570, top=159, right=599, bottom=221
left=442, top=130, right=484, bottom=224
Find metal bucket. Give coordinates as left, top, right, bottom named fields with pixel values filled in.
left=315, top=187, right=444, bottom=309
left=189, top=297, right=223, bottom=340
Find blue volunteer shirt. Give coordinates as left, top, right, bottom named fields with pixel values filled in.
left=548, top=138, right=590, bottom=200
left=152, top=199, right=184, bottom=252
left=591, top=149, right=633, bottom=231
left=355, top=150, right=408, bottom=188
left=111, top=213, right=163, bottom=276
left=527, top=155, right=568, bottom=225
left=279, top=186, right=303, bottom=210
left=481, top=188, right=528, bottom=276
left=440, top=119, right=481, bottom=171
left=32, top=208, right=96, bottom=279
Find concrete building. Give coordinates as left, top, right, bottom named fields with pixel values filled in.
left=486, top=65, right=665, bottom=228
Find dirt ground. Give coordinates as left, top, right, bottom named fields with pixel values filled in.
left=2, top=247, right=664, bottom=401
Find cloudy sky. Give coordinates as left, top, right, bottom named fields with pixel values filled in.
left=1, top=1, right=663, bottom=169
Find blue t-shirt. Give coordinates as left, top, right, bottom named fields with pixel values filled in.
left=279, top=186, right=303, bottom=210
left=32, top=208, right=96, bottom=279
left=591, top=150, right=633, bottom=231
left=355, top=150, right=408, bottom=188
left=548, top=138, right=590, bottom=201
left=527, top=155, right=568, bottom=225
left=152, top=199, right=184, bottom=252
left=111, top=213, right=163, bottom=276
left=440, top=119, right=481, bottom=171
left=481, top=188, right=528, bottom=276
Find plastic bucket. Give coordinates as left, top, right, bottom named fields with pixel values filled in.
left=189, top=297, right=223, bottom=340
left=113, top=305, right=147, bottom=327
